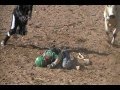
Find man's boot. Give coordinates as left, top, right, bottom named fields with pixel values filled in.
left=1, top=35, right=10, bottom=46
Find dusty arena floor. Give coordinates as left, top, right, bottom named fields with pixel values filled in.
left=0, top=5, right=120, bottom=85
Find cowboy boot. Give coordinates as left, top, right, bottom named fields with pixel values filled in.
left=1, top=35, right=10, bottom=46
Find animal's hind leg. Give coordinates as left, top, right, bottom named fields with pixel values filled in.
left=111, top=28, right=117, bottom=44
left=105, top=19, right=111, bottom=42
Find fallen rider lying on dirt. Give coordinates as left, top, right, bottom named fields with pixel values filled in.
left=35, top=47, right=72, bottom=69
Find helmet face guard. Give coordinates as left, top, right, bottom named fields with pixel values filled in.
left=44, top=50, right=53, bottom=64
left=44, top=56, right=52, bottom=65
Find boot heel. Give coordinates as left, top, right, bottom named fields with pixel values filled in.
left=1, top=40, right=5, bottom=46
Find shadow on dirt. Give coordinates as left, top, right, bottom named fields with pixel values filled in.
left=6, top=43, right=110, bottom=56
left=112, top=43, right=120, bottom=48
left=59, top=46, right=110, bottom=56
left=6, top=43, right=49, bottom=50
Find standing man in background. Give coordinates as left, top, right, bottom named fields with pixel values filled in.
left=1, top=5, right=33, bottom=46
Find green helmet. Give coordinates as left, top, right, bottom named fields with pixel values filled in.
left=35, top=56, right=46, bottom=67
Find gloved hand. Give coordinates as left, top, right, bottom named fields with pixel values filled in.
left=47, top=63, right=56, bottom=69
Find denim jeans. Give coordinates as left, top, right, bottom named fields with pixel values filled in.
left=61, top=50, right=72, bottom=69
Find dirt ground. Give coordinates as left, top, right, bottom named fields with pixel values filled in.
left=0, top=5, right=120, bottom=85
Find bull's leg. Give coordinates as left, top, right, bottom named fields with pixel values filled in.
left=105, top=19, right=110, bottom=41
left=111, top=28, right=117, bottom=44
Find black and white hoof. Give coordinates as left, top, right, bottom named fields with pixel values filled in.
left=1, top=40, right=5, bottom=47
